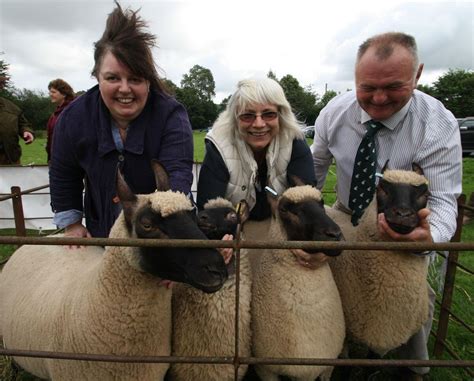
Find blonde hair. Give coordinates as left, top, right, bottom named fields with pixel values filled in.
left=215, top=77, right=304, bottom=139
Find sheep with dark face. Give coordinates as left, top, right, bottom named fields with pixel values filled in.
left=251, top=184, right=346, bottom=381
left=327, top=163, right=430, bottom=355
left=0, top=161, right=227, bottom=381
left=170, top=197, right=252, bottom=381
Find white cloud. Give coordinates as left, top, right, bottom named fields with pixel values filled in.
left=0, top=0, right=472, bottom=102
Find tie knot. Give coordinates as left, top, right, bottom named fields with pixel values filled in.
left=365, top=120, right=384, bottom=136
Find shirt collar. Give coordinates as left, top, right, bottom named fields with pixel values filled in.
left=360, top=98, right=412, bottom=130
left=97, top=93, right=150, bottom=157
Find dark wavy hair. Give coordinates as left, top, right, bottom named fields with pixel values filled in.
left=48, top=78, right=75, bottom=101
left=91, top=1, right=167, bottom=94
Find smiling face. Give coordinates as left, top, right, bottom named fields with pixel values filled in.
left=355, top=45, right=422, bottom=121
left=237, top=103, right=279, bottom=153
left=98, top=51, right=150, bottom=128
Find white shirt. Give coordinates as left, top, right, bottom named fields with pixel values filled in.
left=311, top=90, right=462, bottom=243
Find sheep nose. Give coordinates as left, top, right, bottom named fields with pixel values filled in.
left=394, top=208, right=415, bottom=218
left=325, top=228, right=343, bottom=241
left=198, top=214, right=208, bottom=222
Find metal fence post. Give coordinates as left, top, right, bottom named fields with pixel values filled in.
left=11, top=185, right=26, bottom=237
left=433, top=194, right=466, bottom=357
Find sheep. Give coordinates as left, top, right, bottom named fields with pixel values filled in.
left=251, top=182, right=346, bottom=381
left=0, top=161, right=228, bottom=381
left=327, top=163, right=430, bottom=356
left=169, top=197, right=252, bottom=381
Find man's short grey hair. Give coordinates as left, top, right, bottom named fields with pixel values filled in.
left=356, top=32, right=419, bottom=73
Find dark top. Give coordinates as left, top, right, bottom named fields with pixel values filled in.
left=197, top=138, right=317, bottom=220
left=0, top=97, right=34, bottom=164
left=46, top=98, right=74, bottom=162
left=49, top=85, right=193, bottom=237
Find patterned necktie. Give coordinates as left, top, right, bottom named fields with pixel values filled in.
left=348, top=120, right=384, bottom=226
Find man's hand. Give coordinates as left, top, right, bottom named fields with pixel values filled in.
left=22, top=131, right=34, bottom=144
left=291, top=249, right=328, bottom=269
left=64, top=222, right=91, bottom=249
left=378, top=208, right=433, bottom=244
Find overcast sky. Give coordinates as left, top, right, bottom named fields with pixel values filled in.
left=1, top=0, right=472, bottom=102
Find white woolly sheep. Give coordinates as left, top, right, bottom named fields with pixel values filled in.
left=251, top=184, right=346, bottom=381
left=170, top=197, right=252, bottom=381
left=327, top=163, right=430, bottom=356
left=0, top=161, right=227, bottom=381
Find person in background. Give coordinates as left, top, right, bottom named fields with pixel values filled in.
left=0, top=75, right=34, bottom=165
left=46, top=78, right=75, bottom=162
left=49, top=2, right=193, bottom=239
left=197, top=77, right=324, bottom=268
left=311, top=31, right=462, bottom=380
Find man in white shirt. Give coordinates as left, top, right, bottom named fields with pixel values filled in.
left=311, top=32, right=462, bottom=380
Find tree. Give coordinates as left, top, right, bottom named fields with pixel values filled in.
left=162, top=78, right=179, bottom=96
left=181, top=65, right=216, bottom=102
left=279, top=74, right=318, bottom=125
left=0, top=54, right=13, bottom=96
left=430, top=69, right=474, bottom=117
left=267, top=70, right=278, bottom=81
left=12, top=88, right=54, bottom=130
left=416, top=83, right=435, bottom=97
left=317, top=90, right=337, bottom=110
left=217, top=94, right=231, bottom=113
left=175, top=86, right=217, bottom=130
left=178, top=65, right=218, bottom=129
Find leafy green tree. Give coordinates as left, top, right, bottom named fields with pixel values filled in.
left=162, top=78, right=179, bottom=96
left=279, top=74, right=318, bottom=125
left=178, top=65, right=218, bottom=129
left=176, top=86, right=217, bottom=130
left=217, top=94, right=231, bottom=114
left=416, top=83, right=435, bottom=97
left=181, top=65, right=216, bottom=102
left=431, top=69, right=474, bottom=117
left=267, top=70, right=278, bottom=81
left=12, top=88, right=54, bottom=131
left=317, top=90, right=337, bottom=110
left=0, top=55, right=13, bottom=97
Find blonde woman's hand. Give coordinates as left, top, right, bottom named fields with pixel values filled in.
left=291, top=249, right=328, bottom=270
left=219, top=234, right=234, bottom=265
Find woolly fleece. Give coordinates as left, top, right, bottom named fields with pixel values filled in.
left=170, top=198, right=251, bottom=381
left=170, top=252, right=251, bottom=381
left=327, top=192, right=430, bottom=355
left=251, top=187, right=345, bottom=381
left=0, top=190, right=196, bottom=381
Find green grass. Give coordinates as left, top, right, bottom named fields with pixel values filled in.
left=2, top=135, right=473, bottom=381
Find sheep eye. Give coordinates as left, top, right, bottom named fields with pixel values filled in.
left=140, top=217, right=153, bottom=231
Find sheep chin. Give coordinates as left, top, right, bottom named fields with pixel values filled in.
left=386, top=220, right=418, bottom=235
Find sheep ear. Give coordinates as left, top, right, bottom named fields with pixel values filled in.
left=412, top=162, right=424, bottom=176
left=116, top=167, right=138, bottom=224
left=151, top=159, right=170, bottom=191
left=381, top=160, right=390, bottom=173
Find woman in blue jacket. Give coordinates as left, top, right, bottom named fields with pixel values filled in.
left=49, top=3, right=193, bottom=239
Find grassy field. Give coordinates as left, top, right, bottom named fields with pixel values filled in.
left=1, top=134, right=473, bottom=380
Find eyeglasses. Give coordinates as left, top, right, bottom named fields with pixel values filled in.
left=238, top=111, right=278, bottom=123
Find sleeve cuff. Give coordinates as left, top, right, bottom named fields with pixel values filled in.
left=53, top=209, right=83, bottom=229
